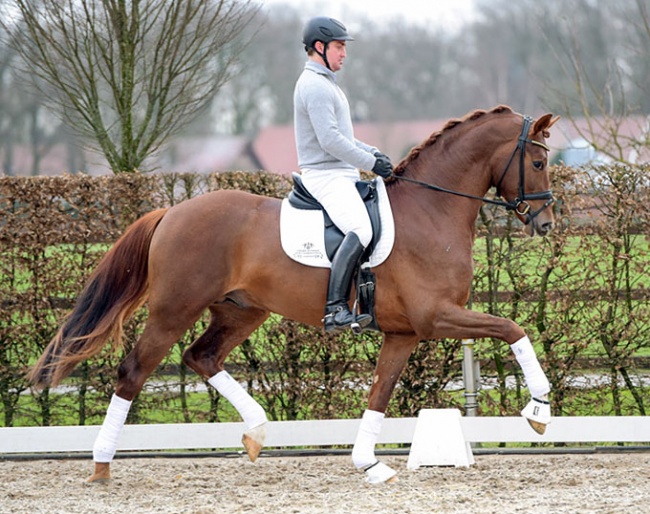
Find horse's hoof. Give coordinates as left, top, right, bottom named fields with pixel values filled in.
left=521, top=397, right=551, bottom=435
left=526, top=419, right=547, bottom=435
left=363, top=461, right=398, bottom=484
left=242, top=423, right=266, bottom=462
left=87, top=462, right=111, bottom=484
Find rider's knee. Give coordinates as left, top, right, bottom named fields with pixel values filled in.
left=350, top=225, right=372, bottom=248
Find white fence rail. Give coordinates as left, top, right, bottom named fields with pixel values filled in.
left=1, top=416, right=649, bottom=455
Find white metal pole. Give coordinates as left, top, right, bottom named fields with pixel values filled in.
left=462, top=339, right=479, bottom=417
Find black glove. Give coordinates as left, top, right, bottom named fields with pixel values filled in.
left=372, top=152, right=393, bottom=178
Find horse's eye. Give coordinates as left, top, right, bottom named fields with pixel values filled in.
left=533, top=160, right=544, bottom=170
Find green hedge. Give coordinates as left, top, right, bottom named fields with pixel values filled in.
left=1, top=166, right=649, bottom=428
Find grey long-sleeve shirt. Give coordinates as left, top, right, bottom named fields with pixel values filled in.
left=293, top=60, right=377, bottom=171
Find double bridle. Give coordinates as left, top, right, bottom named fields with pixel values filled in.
left=392, top=115, right=555, bottom=225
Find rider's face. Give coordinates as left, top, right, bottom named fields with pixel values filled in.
left=315, top=40, right=347, bottom=72
left=326, top=40, right=347, bottom=72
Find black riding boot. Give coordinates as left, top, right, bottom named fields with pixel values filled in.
left=323, top=232, right=373, bottom=333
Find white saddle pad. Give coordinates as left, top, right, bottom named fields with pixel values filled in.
left=280, top=178, right=395, bottom=268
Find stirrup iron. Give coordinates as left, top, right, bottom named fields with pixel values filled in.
left=323, top=305, right=371, bottom=333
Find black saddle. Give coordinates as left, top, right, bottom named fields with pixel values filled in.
left=288, top=173, right=382, bottom=262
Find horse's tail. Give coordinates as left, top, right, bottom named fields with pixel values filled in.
left=28, top=208, right=169, bottom=389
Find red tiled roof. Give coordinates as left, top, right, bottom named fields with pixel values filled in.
left=252, top=120, right=447, bottom=176
left=4, top=115, right=647, bottom=178
left=252, top=115, right=650, bottom=175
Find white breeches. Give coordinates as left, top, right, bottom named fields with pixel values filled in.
left=300, top=168, right=373, bottom=248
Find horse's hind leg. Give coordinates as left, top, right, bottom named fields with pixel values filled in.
left=182, top=302, right=270, bottom=461
left=88, top=310, right=202, bottom=483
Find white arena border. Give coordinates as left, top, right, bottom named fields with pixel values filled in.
left=1, top=416, right=649, bottom=454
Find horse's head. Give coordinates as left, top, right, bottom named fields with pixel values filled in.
left=494, top=113, right=559, bottom=237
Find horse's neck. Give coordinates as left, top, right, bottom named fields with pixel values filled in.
left=394, top=156, right=488, bottom=230
left=387, top=113, right=520, bottom=260
left=419, top=130, right=495, bottom=196
left=386, top=176, right=481, bottom=255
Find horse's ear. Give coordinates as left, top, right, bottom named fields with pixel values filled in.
left=533, top=113, right=560, bottom=138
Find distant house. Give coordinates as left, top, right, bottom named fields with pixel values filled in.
left=251, top=115, right=650, bottom=175
left=1, top=142, right=106, bottom=177
left=547, top=116, right=650, bottom=166
left=250, top=120, right=448, bottom=176
left=156, top=135, right=255, bottom=174
left=550, top=137, right=609, bottom=167
left=4, top=114, right=648, bottom=178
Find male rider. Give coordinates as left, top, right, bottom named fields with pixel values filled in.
left=293, top=16, right=393, bottom=332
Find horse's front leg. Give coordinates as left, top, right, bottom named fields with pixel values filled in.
left=433, top=305, right=552, bottom=433
left=510, top=335, right=552, bottom=434
left=352, top=332, right=419, bottom=484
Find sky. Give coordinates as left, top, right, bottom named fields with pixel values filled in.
left=261, top=0, right=476, bottom=32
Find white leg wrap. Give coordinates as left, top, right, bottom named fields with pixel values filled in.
left=351, top=409, right=384, bottom=469
left=511, top=336, right=551, bottom=398
left=93, top=394, right=132, bottom=463
left=208, top=371, right=267, bottom=430
left=352, top=410, right=397, bottom=483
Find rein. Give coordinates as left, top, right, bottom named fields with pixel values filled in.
left=392, top=115, right=555, bottom=224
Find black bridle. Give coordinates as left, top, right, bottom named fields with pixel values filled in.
left=392, top=115, right=555, bottom=225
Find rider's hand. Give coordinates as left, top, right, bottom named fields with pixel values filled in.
left=372, top=152, right=393, bottom=179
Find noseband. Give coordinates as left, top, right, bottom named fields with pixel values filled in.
left=393, top=115, right=555, bottom=225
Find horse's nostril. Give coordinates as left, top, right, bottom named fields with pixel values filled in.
left=540, top=221, right=555, bottom=235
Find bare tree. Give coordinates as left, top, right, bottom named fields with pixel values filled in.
left=2, top=0, right=258, bottom=173
left=536, top=0, right=650, bottom=164
left=1, top=18, right=62, bottom=177
left=0, top=23, right=20, bottom=175
left=208, top=5, right=302, bottom=135
left=342, top=20, right=452, bottom=122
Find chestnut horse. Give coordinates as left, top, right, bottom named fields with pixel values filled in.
left=30, top=105, right=558, bottom=484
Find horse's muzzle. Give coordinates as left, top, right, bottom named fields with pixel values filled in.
left=523, top=217, right=555, bottom=237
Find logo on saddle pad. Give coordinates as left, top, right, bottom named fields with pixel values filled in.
left=280, top=175, right=395, bottom=268
left=293, top=242, right=324, bottom=261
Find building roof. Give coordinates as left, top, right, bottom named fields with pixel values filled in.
left=252, top=120, right=447, bottom=176
left=545, top=115, right=650, bottom=165
left=251, top=115, right=650, bottom=175
left=155, top=135, right=251, bottom=173
left=3, top=114, right=648, bottom=177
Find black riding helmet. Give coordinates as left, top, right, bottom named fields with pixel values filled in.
left=302, top=17, right=354, bottom=70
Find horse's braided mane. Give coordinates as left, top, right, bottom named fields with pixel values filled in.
left=391, top=105, right=514, bottom=178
